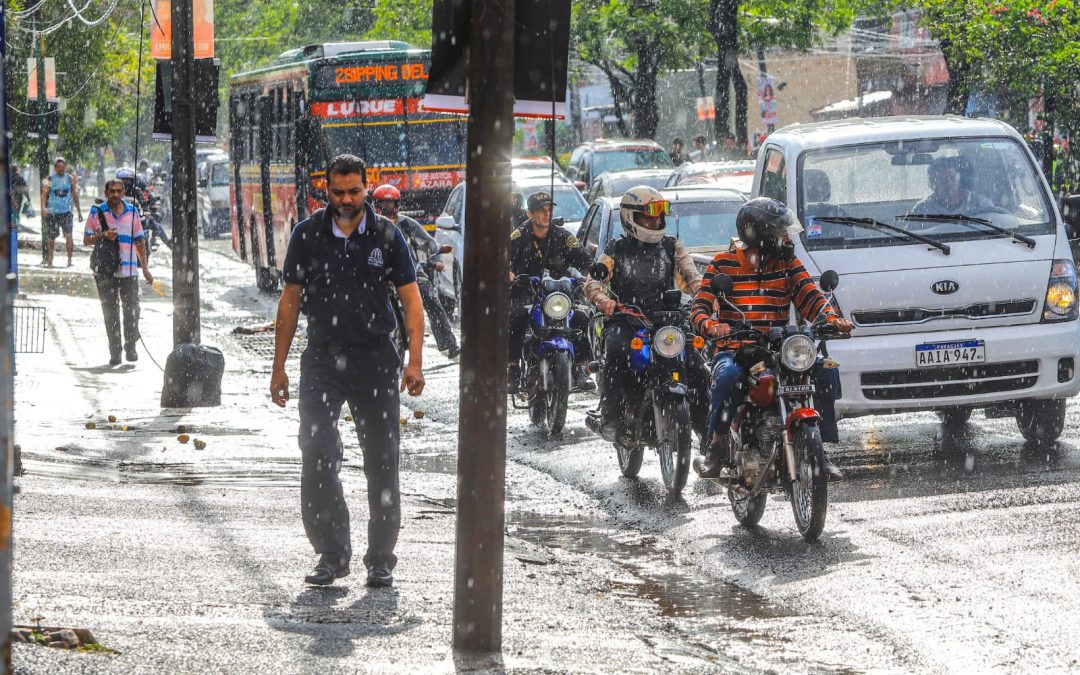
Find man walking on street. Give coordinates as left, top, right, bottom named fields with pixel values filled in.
left=83, top=179, right=153, bottom=365
left=42, top=156, right=82, bottom=268
left=270, top=154, right=426, bottom=588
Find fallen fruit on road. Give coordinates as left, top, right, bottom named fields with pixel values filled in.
left=85, top=422, right=96, bottom=430
left=193, top=439, right=207, bottom=450
left=177, top=434, right=190, bottom=444
left=413, top=410, right=424, bottom=419
left=107, top=415, right=117, bottom=423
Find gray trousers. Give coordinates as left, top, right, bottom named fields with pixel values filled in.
left=94, top=275, right=140, bottom=358
left=298, top=338, right=401, bottom=571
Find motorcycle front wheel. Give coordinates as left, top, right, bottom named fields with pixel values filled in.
left=790, top=423, right=828, bottom=542
left=728, top=488, right=768, bottom=527
left=544, top=352, right=571, bottom=434
left=655, top=400, right=691, bottom=497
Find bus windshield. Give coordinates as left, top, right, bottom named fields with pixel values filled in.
left=319, top=117, right=465, bottom=170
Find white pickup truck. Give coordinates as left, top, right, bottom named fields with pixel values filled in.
left=753, top=116, right=1079, bottom=442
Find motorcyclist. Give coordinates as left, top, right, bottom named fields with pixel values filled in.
left=583, top=185, right=707, bottom=442
left=116, top=167, right=171, bottom=250
left=508, top=191, right=594, bottom=392
left=690, top=197, right=853, bottom=479
left=372, top=184, right=460, bottom=359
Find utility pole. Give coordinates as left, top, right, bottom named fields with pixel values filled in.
left=0, top=6, right=15, bottom=672
left=452, top=0, right=515, bottom=655
left=161, top=0, right=224, bottom=407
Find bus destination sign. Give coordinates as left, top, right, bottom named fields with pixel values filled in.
left=314, top=63, right=429, bottom=89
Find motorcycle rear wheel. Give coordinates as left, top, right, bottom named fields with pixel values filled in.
left=656, top=400, right=691, bottom=497
left=790, top=424, right=828, bottom=542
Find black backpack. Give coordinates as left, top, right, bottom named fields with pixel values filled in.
left=89, top=206, right=121, bottom=276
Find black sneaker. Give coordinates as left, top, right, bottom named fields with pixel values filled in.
left=108, top=355, right=122, bottom=366
left=125, top=349, right=138, bottom=363
left=446, top=344, right=461, bottom=359
left=695, top=439, right=732, bottom=478
left=507, top=365, right=521, bottom=394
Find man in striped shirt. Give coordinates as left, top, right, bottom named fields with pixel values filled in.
left=691, top=198, right=852, bottom=478
left=84, top=179, right=153, bottom=365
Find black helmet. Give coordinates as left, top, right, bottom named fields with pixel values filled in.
left=735, top=197, right=802, bottom=260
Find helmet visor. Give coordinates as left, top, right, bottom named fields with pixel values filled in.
left=627, top=200, right=671, bottom=218
left=764, top=209, right=803, bottom=238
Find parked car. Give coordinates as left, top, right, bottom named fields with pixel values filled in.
left=197, top=153, right=230, bottom=237
left=584, top=168, right=674, bottom=204
left=577, top=186, right=748, bottom=268
left=753, top=115, right=1080, bottom=438
left=665, top=160, right=756, bottom=194
left=566, top=139, right=673, bottom=190
left=433, top=171, right=590, bottom=295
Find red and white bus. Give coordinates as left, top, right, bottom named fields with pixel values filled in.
left=228, top=41, right=466, bottom=290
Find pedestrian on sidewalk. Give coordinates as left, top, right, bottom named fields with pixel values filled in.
left=83, top=179, right=153, bottom=365
left=270, top=154, right=426, bottom=589
left=372, top=183, right=460, bottom=359
left=10, top=164, right=30, bottom=233
left=41, top=156, right=83, bottom=268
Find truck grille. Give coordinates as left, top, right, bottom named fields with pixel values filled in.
left=860, top=360, right=1039, bottom=401
left=852, top=299, right=1036, bottom=326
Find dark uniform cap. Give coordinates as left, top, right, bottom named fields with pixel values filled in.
left=527, top=191, right=556, bottom=211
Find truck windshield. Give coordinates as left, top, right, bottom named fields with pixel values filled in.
left=798, top=137, right=1053, bottom=251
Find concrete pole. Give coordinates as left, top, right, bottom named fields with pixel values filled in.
left=168, top=0, right=199, bottom=347
left=451, top=0, right=515, bottom=654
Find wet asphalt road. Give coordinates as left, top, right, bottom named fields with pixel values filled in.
left=14, top=234, right=1080, bottom=672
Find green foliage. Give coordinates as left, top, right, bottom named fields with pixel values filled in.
left=366, top=0, right=432, bottom=47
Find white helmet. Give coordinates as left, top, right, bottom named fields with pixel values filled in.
left=619, top=185, right=670, bottom=244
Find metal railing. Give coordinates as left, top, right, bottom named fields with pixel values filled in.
left=12, top=305, right=46, bottom=354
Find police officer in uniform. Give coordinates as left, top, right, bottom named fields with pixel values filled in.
left=271, top=154, right=426, bottom=588
left=508, top=191, right=594, bottom=392
left=584, top=185, right=708, bottom=443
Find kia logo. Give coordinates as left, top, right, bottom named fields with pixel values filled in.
left=932, top=280, right=959, bottom=295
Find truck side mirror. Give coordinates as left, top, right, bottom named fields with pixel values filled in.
left=1062, top=195, right=1080, bottom=239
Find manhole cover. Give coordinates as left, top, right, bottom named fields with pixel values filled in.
left=231, top=332, right=307, bottom=361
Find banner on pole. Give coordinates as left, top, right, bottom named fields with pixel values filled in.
left=26, top=58, right=56, bottom=99
left=150, top=0, right=215, bottom=60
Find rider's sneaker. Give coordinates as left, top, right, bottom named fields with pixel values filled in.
left=694, top=439, right=732, bottom=478
left=600, top=420, right=620, bottom=443
left=824, top=461, right=843, bottom=482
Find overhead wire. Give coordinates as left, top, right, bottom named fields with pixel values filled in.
left=64, top=0, right=121, bottom=27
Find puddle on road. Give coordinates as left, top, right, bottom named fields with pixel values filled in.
left=400, top=451, right=456, bottom=475
left=18, top=273, right=100, bottom=299
left=509, top=512, right=785, bottom=625
left=23, top=456, right=301, bottom=489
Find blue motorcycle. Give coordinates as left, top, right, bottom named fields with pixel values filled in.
left=511, top=269, right=585, bottom=435
left=585, top=265, right=699, bottom=498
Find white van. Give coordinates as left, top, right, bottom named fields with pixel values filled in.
left=753, top=116, right=1079, bottom=441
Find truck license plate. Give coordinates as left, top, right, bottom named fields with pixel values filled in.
left=915, top=339, right=985, bottom=368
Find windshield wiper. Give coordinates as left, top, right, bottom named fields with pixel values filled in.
left=896, top=214, right=1036, bottom=249
left=812, top=216, right=951, bottom=256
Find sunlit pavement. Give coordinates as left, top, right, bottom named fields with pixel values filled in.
left=10, top=227, right=1080, bottom=672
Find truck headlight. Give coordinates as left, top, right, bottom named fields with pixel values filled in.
left=654, top=326, right=685, bottom=358
left=543, top=292, right=572, bottom=320
left=781, top=334, right=816, bottom=371
left=1043, top=259, right=1078, bottom=322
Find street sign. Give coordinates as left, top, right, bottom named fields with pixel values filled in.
left=150, top=0, right=214, bottom=59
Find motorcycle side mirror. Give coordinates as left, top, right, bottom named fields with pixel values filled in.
left=819, top=269, right=839, bottom=293
left=662, top=289, right=683, bottom=310
left=552, top=216, right=565, bottom=228
left=710, top=274, right=734, bottom=295
left=589, top=262, right=609, bottom=281
left=438, top=244, right=453, bottom=254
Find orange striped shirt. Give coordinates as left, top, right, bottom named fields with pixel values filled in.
left=690, top=245, right=835, bottom=350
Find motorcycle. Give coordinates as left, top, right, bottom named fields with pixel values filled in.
left=700, top=270, right=848, bottom=542
left=510, top=268, right=585, bottom=435
left=585, top=264, right=703, bottom=499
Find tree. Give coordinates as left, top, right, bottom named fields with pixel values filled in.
left=706, top=0, right=856, bottom=146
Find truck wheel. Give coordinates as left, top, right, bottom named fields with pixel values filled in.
left=1016, top=399, right=1066, bottom=443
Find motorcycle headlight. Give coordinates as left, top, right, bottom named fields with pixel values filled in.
left=781, top=334, right=816, bottom=372
left=654, top=326, right=686, bottom=359
left=543, top=292, right=572, bottom=320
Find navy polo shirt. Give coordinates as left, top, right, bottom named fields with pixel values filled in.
left=282, top=203, right=416, bottom=348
